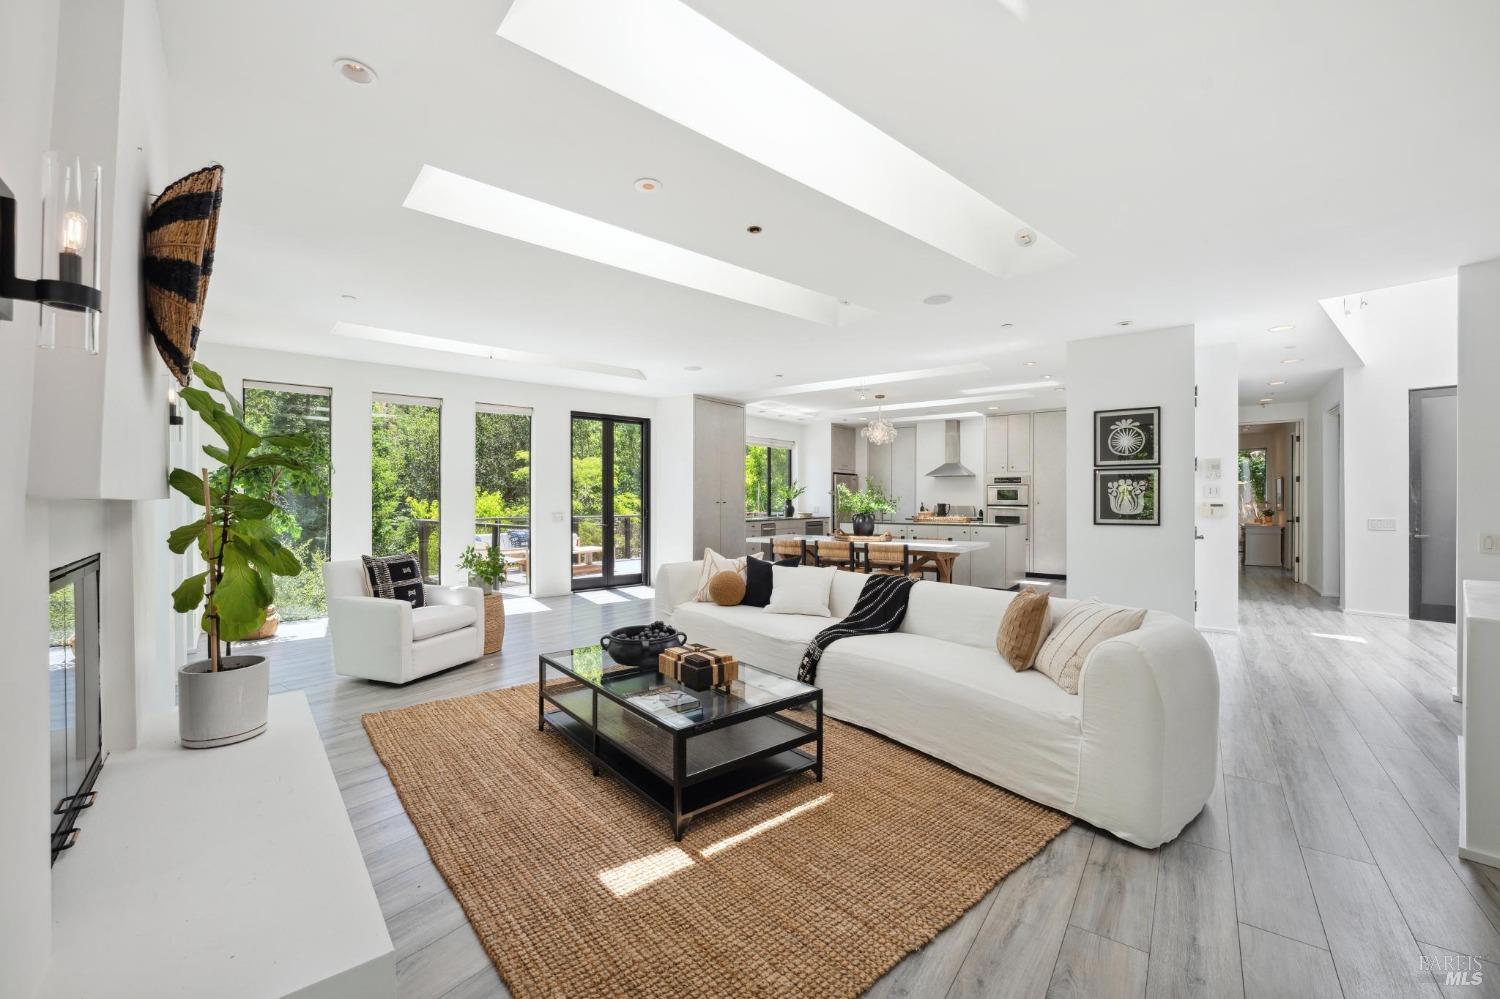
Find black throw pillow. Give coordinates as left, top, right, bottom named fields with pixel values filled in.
left=743, top=556, right=801, bottom=608
left=362, top=554, right=426, bottom=608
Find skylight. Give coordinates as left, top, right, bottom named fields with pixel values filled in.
left=403, top=166, right=869, bottom=326
left=754, top=364, right=989, bottom=399
left=331, top=321, right=647, bottom=380
left=830, top=392, right=1035, bottom=416
left=497, top=0, right=1070, bottom=277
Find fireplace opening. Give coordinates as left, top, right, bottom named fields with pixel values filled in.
left=50, top=554, right=103, bottom=863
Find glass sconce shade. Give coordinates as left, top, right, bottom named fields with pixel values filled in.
left=38, top=152, right=103, bottom=353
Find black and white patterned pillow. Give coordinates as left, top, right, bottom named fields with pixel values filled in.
left=361, top=554, right=426, bottom=608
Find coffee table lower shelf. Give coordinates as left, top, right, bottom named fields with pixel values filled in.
left=543, top=707, right=818, bottom=839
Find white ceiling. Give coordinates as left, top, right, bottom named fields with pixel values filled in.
left=157, top=0, right=1500, bottom=417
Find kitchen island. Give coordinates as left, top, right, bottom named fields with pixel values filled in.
left=854, top=521, right=1028, bottom=588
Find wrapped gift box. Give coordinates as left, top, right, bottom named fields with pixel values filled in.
left=659, top=644, right=739, bottom=689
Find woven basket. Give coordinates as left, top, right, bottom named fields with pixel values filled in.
left=833, top=530, right=895, bottom=542
left=144, top=165, right=223, bottom=385
left=483, top=593, right=505, bottom=655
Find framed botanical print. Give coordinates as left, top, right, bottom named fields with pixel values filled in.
left=1094, top=407, right=1160, bottom=466
left=1095, top=469, right=1160, bottom=526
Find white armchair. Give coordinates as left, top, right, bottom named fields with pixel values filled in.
left=322, top=559, right=486, bottom=684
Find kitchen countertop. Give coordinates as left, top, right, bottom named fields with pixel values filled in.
left=745, top=514, right=827, bottom=522
left=746, top=534, right=991, bottom=553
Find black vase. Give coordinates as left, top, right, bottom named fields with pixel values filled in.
left=783, top=501, right=795, bottom=517
left=852, top=513, right=875, bottom=537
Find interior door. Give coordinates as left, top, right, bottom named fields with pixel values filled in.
left=572, top=413, right=650, bottom=590
left=1030, top=410, right=1067, bottom=575
left=1409, top=386, right=1457, bottom=622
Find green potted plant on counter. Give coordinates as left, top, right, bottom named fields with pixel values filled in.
left=836, top=482, right=898, bottom=537
left=167, top=362, right=314, bottom=749
left=777, top=481, right=807, bottom=518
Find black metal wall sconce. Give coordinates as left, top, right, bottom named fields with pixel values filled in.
left=0, top=152, right=104, bottom=353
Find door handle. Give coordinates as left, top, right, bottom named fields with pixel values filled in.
left=1412, top=533, right=1430, bottom=540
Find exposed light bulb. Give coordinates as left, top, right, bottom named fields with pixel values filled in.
left=61, top=210, right=88, bottom=254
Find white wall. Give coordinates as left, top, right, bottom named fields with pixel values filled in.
left=199, top=344, right=657, bottom=597
left=1337, top=277, right=1458, bottom=616
left=1457, top=257, right=1500, bottom=690
left=651, top=396, right=695, bottom=568
left=1, top=0, right=62, bottom=991
left=1303, top=372, right=1344, bottom=598
left=1067, top=327, right=1196, bottom=621
left=801, top=420, right=833, bottom=517
left=1195, top=343, right=1239, bottom=631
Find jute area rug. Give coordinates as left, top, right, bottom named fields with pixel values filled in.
left=363, top=684, right=1071, bottom=999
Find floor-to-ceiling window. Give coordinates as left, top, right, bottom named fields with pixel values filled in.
left=571, top=413, right=649, bottom=589
left=744, top=440, right=794, bottom=516
left=475, top=403, right=533, bottom=594
left=242, top=381, right=332, bottom=620
left=372, top=393, right=442, bottom=583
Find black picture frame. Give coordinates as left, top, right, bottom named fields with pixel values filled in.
left=1094, top=407, right=1160, bottom=466
left=1094, top=469, right=1161, bottom=526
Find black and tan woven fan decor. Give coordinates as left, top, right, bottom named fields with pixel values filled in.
left=144, top=164, right=223, bottom=385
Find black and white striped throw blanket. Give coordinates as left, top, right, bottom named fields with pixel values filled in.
left=797, top=574, right=916, bottom=684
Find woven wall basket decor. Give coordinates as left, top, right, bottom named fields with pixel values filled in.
left=144, top=165, right=223, bottom=385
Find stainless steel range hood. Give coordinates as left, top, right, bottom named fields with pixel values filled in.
left=924, top=420, right=976, bottom=477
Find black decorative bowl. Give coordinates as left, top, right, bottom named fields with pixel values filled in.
left=600, top=624, right=687, bottom=669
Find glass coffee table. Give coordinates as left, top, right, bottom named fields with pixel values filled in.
left=538, top=646, right=823, bottom=840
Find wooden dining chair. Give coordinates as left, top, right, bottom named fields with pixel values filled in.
left=771, top=538, right=807, bottom=564
left=862, top=543, right=919, bottom=578
left=813, top=539, right=857, bottom=571
left=905, top=537, right=946, bottom=581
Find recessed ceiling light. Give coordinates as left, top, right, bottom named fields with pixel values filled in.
left=1015, top=228, right=1036, bottom=247
left=1281, top=344, right=1297, bottom=350
left=333, top=58, right=378, bottom=85
left=1281, top=357, right=1302, bottom=364
left=775, top=373, right=784, bottom=378
left=923, top=294, right=953, bottom=306
left=634, top=177, right=662, bottom=193
left=1115, top=320, right=1134, bottom=327
left=1267, top=323, right=1295, bottom=333
left=1042, top=374, right=1053, bottom=380
left=746, top=224, right=762, bottom=234
left=1000, top=322, right=1014, bottom=329
left=684, top=365, right=702, bottom=371
left=1268, top=379, right=1285, bottom=386
left=1023, top=360, right=1037, bottom=366
left=987, top=406, right=999, bottom=410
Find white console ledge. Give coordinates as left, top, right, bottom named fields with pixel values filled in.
left=1461, top=580, right=1500, bottom=870
left=42, top=692, right=396, bottom=999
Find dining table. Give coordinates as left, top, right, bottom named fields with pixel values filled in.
left=745, top=533, right=990, bottom=584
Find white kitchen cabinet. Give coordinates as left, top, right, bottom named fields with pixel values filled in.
left=1030, top=409, right=1067, bottom=575
left=966, top=525, right=1009, bottom=589
left=832, top=425, right=858, bottom=474
left=1006, top=414, right=1032, bottom=473
left=985, top=414, right=1034, bottom=475
left=692, top=397, right=747, bottom=557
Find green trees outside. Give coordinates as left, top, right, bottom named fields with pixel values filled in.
left=475, top=409, right=531, bottom=521
left=241, top=384, right=332, bottom=621
left=571, top=417, right=644, bottom=556
left=1238, top=448, right=1268, bottom=515
left=744, top=443, right=792, bottom=515
left=372, top=397, right=441, bottom=581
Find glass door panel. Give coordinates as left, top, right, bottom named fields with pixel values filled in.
left=1410, top=386, right=1457, bottom=622
left=572, top=414, right=649, bottom=589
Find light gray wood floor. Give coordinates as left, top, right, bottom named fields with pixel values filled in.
left=258, top=568, right=1495, bottom=999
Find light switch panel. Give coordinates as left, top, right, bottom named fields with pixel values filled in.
left=1482, top=533, right=1500, bottom=554
left=1367, top=518, right=1397, bottom=532
left=1203, top=484, right=1223, bottom=500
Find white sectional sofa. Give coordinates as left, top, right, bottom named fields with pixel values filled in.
left=655, top=561, right=1219, bottom=848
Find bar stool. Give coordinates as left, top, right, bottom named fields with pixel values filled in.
left=862, top=543, right=920, bottom=578
left=813, top=539, right=857, bottom=571
left=771, top=538, right=808, bottom=565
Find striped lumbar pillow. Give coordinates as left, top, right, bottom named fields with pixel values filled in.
left=996, top=587, right=1052, bottom=670
left=1033, top=601, right=1146, bottom=693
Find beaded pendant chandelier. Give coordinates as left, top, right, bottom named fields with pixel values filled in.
left=862, top=394, right=897, bottom=446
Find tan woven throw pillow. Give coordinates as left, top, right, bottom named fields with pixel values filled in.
left=1033, top=601, right=1146, bottom=694
left=996, top=588, right=1051, bottom=670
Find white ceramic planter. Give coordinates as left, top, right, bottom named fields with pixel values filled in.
left=178, top=655, right=269, bottom=749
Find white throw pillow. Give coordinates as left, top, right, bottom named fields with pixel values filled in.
left=694, top=548, right=747, bottom=601
left=1033, top=600, right=1146, bottom=694
left=765, top=564, right=836, bottom=617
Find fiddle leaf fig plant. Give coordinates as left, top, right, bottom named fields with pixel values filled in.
left=167, top=361, right=315, bottom=670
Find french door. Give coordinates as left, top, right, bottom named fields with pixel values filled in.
left=571, top=413, right=650, bottom=590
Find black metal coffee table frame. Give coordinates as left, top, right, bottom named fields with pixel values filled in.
left=538, top=651, right=823, bottom=840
